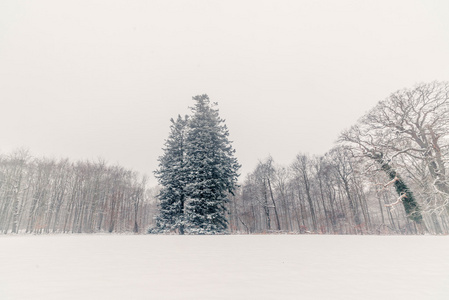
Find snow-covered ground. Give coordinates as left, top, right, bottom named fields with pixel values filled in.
left=0, top=235, right=448, bottom=300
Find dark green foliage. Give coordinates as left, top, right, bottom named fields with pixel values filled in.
left=152, top=115, right=189, bottom=234
left=183, top=95, right=240, bottom=234
left=152, top=95, right=240, bottom=234
left=372, top=152, right=423, bottom=224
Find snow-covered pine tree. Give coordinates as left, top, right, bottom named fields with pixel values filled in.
left=152, top=115, right=189, bottom=234
left=184, top=95, right=240, bottom=234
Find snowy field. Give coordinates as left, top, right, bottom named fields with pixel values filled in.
left=1, top=235, right=448, bottom=300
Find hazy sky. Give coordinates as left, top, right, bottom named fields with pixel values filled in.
left=1, top=0, right=449, bottom=183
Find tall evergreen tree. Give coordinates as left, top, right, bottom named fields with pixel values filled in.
left=152, top=115, right=189, bottom=234
left=183, top=95, right=240, bottom=234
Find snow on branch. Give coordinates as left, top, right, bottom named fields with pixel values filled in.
left=385, top=192, right=407, bottom=209
left=376, top=176, right=399, bottom=191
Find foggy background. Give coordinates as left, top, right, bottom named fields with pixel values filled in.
left=1, top=0, right=449, bottom=183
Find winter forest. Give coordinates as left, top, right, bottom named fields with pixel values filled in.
left=1, top=81, right=449, bottom=235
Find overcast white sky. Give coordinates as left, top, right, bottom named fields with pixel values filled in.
left=1, top=0, right=449, bottom=183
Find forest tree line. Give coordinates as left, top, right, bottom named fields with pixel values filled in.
left=1, top=81, right=448, bottom=234
left=229, top=81, right=449, bottom=234
left=0, top=151, right=156, bottom=234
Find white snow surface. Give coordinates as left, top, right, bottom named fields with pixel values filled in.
left=1, top=235, right=448, bottom=300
